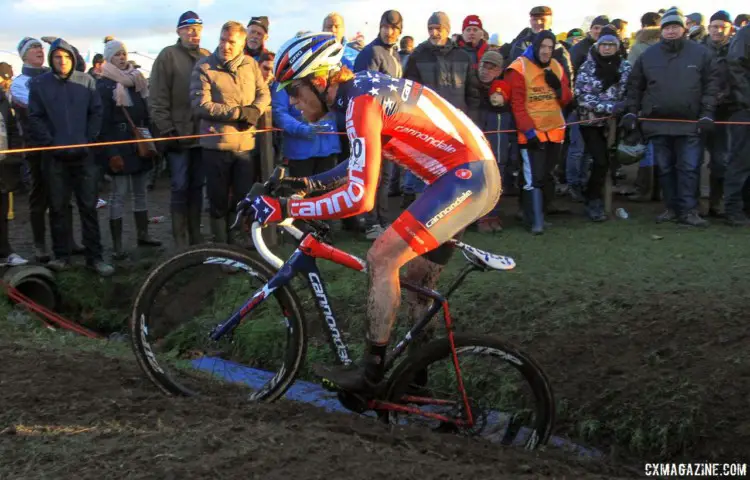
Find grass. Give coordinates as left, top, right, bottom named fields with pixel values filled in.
left=3, top=206, right=749, bottom=463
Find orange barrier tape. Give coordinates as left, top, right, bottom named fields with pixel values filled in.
left=0, top=127, right=279, bottom=156
left=4, top=115, right=750, bottom=156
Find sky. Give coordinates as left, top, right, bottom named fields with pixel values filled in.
left=0, top=0, right=743, bottom=66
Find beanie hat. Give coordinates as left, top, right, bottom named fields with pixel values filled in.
left=661, top=7, right=686, bottom=28
left=686, top=13, right=704, bottom=25
left=480, top=50, right=504, bottom=68
left=177, top=11, right=202, bottom=29
left=596, top=25, right=621, bottom=46
left=710, top=10, right=733, bottom=24
left=567, top=28, right=584, bottom=39
left=428, top=11, right=450, bottom=31
left=591, top=15, right=611, bottom=28
left=0, top=62, right=13, bottom=81
left=463, top=15, right=483, bottom=31
left=248, top=16, right=269, bottom=33
left=381, top=10, right=403, bottom=31
left=103, top=39, right=126, bottom=63
left=17, top=37, right=42, bottom=59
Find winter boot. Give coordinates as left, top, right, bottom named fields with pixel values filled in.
left=109, top=218, right=127, bottom=260
left=707, top=174, right=725, bottom=218
left=187, top=203, right=204, bottom=245
left=210, top=217, right=228, bottom=244
left=530, top=188, right=545, bottom=235
left=171, top=211, right=189, bottom=250
left=135, top=211, right=162, bottom=247
left=628, top=166, right=653, bottom=202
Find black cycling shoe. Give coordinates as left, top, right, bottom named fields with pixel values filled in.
left=405, top=368, right=430, bottom=397
left=313, top=363, right=381, bottom=397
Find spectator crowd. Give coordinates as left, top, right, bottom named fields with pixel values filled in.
left=1, top=5, right=749, bottom=273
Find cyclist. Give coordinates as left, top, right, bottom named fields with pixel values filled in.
left=245, top=32, right=501, bottom=396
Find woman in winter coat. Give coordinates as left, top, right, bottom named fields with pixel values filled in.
left=574, top=26, right=631, bottom=221
left=97, top=39, right=160, bottom=258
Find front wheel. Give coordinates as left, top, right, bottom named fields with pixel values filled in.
left=129, top=244, right=307, bottom=403
left=383, top=334, right=555, bottom=449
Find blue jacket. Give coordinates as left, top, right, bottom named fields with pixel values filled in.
left=271, top=83, right=341, bottom=161
left=353, top=37, right=402, bottom=77
left=27, top=38, right=102, bottom=157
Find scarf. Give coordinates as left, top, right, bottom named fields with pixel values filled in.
left=100, top=62, right=149, bottom=107
left=592, top=48, right=622, bottom=92
left=21, top=65, right=50, bottom=78
left=216, top=50, right=245, bottom=72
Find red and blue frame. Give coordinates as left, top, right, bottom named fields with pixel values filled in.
left=208, top=231, right=478, bottom=428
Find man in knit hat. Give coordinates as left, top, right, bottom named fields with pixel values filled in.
left=401, top=11, right=481, bottom=208
left=623, top=7, right=720, bottom=227
left=701, top=10, right=735, bottom=217
left=457, top=14, right=488, bottom=67
left=245, top=16, right=270, bottom=62
left=149, top=11, right=210, bottom=248
left=353, top=9, right=403, bottom=239
left=570, top=15, right=611, bottom=73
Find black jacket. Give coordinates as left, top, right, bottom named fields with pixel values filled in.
left=626, top=37, right=719, bottom=138
left=702, top=37, right=732, bottom=118
left=27, top=38, right=102, bottom=158
left=727, top=26, right=750, bottom=112
left=96, top=77, right=153, bottom=175
left=570, top=35, right=596, bottom=73
left=353, top=37, right=402, bottom=78
left=404, top=40, right=481, bottom=123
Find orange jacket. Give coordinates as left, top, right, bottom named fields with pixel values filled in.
left=506, top=56, right=572, bottom=144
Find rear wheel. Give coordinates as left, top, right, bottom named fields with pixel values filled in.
left=383, top=334, right=555, bottom=449
left=129, top=244, right=307, bottom=403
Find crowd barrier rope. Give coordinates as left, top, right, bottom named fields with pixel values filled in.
left=3, top=115, right=750, bottom=157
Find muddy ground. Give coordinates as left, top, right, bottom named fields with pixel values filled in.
left=0, top=336, right=639, bottom=479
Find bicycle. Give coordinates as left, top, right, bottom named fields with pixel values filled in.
left=130, top=166, right=555, bottom=449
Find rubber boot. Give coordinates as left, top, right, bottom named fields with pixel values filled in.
left=67, top=205, right=85, bottom=255
left=30, top=212, right=50, bottom=262
left=210, top=217, right=227, bottom=244
left=187, top=203, right=204, bottom=245
left=109, top=218, right=127, bottom=260
left=707, top=174, right=725, bottom=218
left=171, top=210, right=189, bottom=250
left=628, top=166, right=653, bottom=202
left=531, top=188, right=544, bottom=235
left=135, top=211, right=162, bottom=247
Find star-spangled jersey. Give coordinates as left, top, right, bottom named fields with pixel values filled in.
left=287, top=71, right=495, bottom=220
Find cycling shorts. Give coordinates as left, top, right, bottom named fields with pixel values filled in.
left=390, top=159, right=502, bottom=265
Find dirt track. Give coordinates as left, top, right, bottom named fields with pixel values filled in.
left=0, top=337, right=638, bottom=479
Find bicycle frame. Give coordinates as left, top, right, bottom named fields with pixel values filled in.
left=208, top=220, right=485, bottom=427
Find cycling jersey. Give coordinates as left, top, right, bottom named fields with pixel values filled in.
left=287, top=71, right=495, bottom=219
left=287, top=71, right=501, bottom=262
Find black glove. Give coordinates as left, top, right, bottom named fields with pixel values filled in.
left=697, top=117, right=715, bottom=134
left=281, top=176, right=327, bottom=194
left=239, top=106, right=262, bottom=127
left=525, top=135, right=544, bottom=150
left=157, top=129, right=181, bottom=153
left=620, top=113, right=638, bottom=131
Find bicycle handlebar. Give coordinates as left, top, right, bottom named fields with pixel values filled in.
left=230, top=165, right=333, bottom=269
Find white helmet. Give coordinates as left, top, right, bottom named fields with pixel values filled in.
left=273, top=31, right=344, bottom=91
